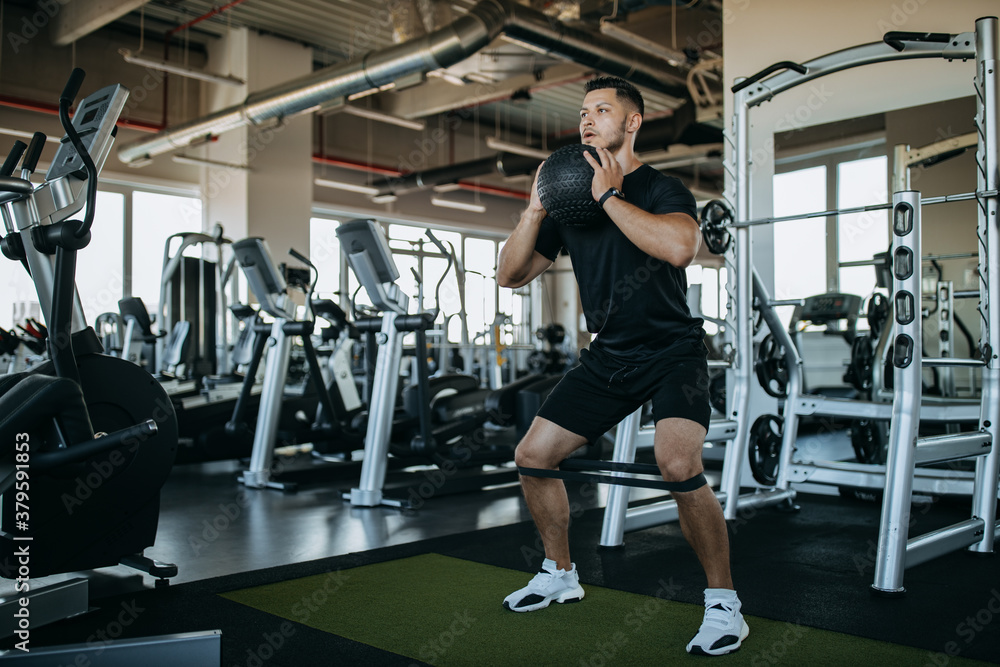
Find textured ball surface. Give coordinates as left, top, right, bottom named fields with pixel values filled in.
left=537, top=144, right=608, bottom=226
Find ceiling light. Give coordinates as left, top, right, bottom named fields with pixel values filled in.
left=427, top=69, right=466, bottom=86
left=637, top=143, right=723, bottom=171
left=464, top=72, right=496, bottom=85
left=119, top=49, right=246, bottom=87
left=339, top=105, right=426, bottom=131
left=172, top=154, right=251, bottom=170
left=314, top=178, right=380, bottom=196
left=486, top=137, right=550, bottom=161
left=598, top=22, right=687, bottom=67
left=648, top=155, right=715, bottom=170
left=499, top=35, right=554, bottom=57
left=0, top=128, right=61, bottom=143
left=346, top=83, right=395, bottom=101
left=430, top=197, right=486, bottom=213
left=371, top=194, right=398, bottom=204
left=432, top=183, right=463, bottom=193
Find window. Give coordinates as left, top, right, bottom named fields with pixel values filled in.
left=837, top=156, right=889, bottom=299
left=465, top=237, right=499, bottom=344
left=316, top=216, right=531, bottom=371
left=77, top=191, right=126, bottom=325
left=309, top=217, right=342, bottom=299
left=0, top=250, right=37, bottom=331
left=772, top=143, right=890, bottom=330
left=687, top=264, right=728, bottom=335
left=773, top=166, right=828, bottom=302
left=0, top=191, right=125, bottom=331
left=130, top=192, right=203, bottom=317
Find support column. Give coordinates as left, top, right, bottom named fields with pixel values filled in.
left=872, top=190, right=923, bottom=595
left=201, top=28, right=313, bottom=254
left=971, top=15, right=999, bottom=555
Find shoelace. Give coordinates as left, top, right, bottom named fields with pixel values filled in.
left=702, top=602, right=736, bottom=629
left=529, top=569, right=558, bottom=589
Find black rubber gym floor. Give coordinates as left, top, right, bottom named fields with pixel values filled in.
left=3, top=487, right=997, bottom=665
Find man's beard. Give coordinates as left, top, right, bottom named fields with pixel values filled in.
left=603, top=119, right=627, bottom=153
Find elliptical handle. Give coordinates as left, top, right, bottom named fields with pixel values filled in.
left=288, top=248, right=312, bottom=266
left=21, top=132, right=47, bottom=175
left=1, top=141, right=27, bottom=177
left=60, top=68, right=86, bottom=106
left=424, top=229, right=449, bottom=256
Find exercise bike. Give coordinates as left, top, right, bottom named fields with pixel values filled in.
left=0, top=70, right=177, bottom=587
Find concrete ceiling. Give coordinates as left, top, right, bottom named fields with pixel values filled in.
left=107, top=0, right=725, bottom=144
left=34, top=0, right=726, bottom=201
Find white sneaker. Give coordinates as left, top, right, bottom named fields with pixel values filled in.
left=502, top=559, right=585, bottom=612
left=686, top=589, right=750, bottom=655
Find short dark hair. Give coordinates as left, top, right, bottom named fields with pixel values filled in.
left=584, top=76, right=644, bottom=118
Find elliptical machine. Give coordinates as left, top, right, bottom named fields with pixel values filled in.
left=232, top=237, right=365, bottom=490
left=0, top=71, right=177, bottom=588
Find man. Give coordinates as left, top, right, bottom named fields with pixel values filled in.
left=495, top=76, right=748, bottom=656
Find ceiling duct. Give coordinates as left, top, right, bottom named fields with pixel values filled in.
left=117, top=0, right=692, bottom=164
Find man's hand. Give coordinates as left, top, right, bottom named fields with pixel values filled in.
left=527, top=162, right=547, bottom=218
left=584, top=147, right=624, bottom=201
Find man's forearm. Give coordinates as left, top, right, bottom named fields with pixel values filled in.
left=497, top=209, right=546, bottom=287
left=602, top=198, right=701, bottom=268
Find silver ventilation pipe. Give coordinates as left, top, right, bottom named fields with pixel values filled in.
left=117, top=0, right=690, bottom=164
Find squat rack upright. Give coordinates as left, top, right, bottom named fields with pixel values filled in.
left=723, top=17, right=999, bottom=595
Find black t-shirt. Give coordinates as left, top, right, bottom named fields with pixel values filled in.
left=534, top=164, right=704, bottom=361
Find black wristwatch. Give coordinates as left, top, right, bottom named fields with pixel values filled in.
left=598, top=187, right=625, bottom=207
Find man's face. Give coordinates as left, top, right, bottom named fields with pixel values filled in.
left=579, top=88, right=631, bottom=153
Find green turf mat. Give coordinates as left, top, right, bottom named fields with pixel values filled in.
left=220, top=553, right=990, bottom=666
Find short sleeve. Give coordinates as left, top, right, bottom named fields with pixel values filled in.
left=533, top=216, right=563, bottom=261
left=648, top=175, right=698, bottom=221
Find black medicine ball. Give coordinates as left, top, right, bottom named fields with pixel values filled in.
left=537, top=144, right=609, bottom=227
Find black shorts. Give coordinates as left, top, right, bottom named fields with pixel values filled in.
left=536, top=341, right=711, bottom=443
